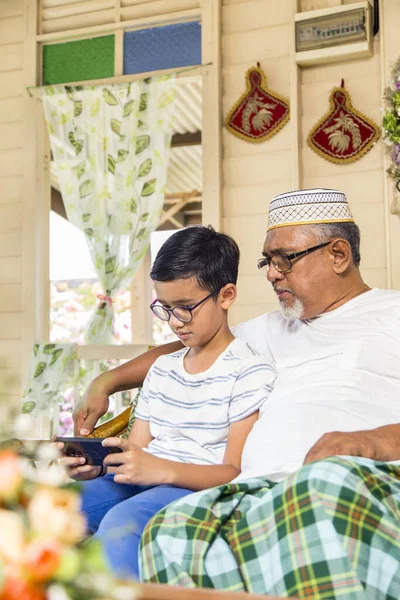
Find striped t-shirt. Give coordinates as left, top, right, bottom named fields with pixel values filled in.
left=135, top=338, right=275, bottom=466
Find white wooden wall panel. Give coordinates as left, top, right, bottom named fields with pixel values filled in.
left=0, top=98, right=24, bottom=124
left=222, top=0, right=291, bottom=33
left=0, top=5, right=24, bottom=394
left=0, top=44, right=24, bottom=72
left=223, top=25, right=291, bottom=66
left=121, top=1, right=200, bottom=21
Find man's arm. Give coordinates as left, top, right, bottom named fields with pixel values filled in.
left=73, top=341, right=182, bottom=435
left=304, top=424, right=400, bottom=464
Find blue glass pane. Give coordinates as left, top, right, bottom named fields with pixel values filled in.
left=124, top=21, right=201, bottom=74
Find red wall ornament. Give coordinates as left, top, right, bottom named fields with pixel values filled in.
left=307, top=81, right=379, bottom=164
left=225, top=65, right=290, bottom=143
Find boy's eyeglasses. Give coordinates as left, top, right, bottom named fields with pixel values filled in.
left=150, top=289, right=220, bottom=323
left=257, top=241, right=331, bottom=275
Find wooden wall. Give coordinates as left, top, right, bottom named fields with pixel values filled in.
left=0, top=0, right=25, bottom=403
left=0, top=0, right=399, bottom=394
left=222, top=0, right=293, bottom=324
left=222, top=0, right=398, bottom=326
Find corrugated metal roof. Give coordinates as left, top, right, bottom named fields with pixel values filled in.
left=173, top=78, right=202, bottom=135
left=166, top=145, right=202, bottom=194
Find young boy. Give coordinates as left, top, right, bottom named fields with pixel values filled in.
left=60, top=225, right=275, bottom=579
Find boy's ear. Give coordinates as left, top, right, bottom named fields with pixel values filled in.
left=219, top=283, right=236, bottom=309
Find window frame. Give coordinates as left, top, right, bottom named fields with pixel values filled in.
left=30, top=0, right=221, bottom=355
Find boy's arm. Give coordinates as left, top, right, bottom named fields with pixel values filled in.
left=73, top=341, right=182, bottom=435
left=103, top=413, right=259, bottom=491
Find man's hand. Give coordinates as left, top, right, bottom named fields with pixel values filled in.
left=303, top=428, right=396, bottom=465
left=103, top=438, right=171, bottom=486
left=73, top=375, right=111, bottom=436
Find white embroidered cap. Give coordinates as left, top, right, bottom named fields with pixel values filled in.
left=267, top=188, right=355, bottom=231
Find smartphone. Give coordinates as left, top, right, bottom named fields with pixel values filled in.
left=56, top=437, right=123, bottom=466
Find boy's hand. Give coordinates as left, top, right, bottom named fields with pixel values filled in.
left=103, top=438, right=170, bottom=486
left=53, top=439, right=102, bottom=481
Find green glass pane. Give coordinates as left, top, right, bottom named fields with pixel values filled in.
left=43, top=36, right=114, bottom=85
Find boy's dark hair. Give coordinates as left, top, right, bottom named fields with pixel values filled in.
left=150, top=226, right=240, bottom=292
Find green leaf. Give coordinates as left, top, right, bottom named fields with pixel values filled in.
left=65, top=86, right=74, bottom=100
left=79, top=179, right=93, bottom=199
left=138, top=120, right=145, bottom=128
left=82, top=213, right=91, bottom=223
left=141, top=178, right=156, bottom=197
left=111, top=118, right=122, bottom=136
left=140, top=212, right=149, bottom=221
left=44, top=86, right=55, bottom=96
left=135, top=135, right=150, bottom=155
left=68, top=131, right=83, bottom=155
left=116, top=149, right=129, bottom=163
left=108, top=154, right=116, bottom=174
left=138, top=158, right=152, bottom=177
left=136, top=227, right=147, bottom=241
left=139, top=93, right=148, bottom=112
left=74, top=100, right=82, bottom=117
left=72, top=162, right=86, bottom=178
left=105, top=256, right=116, bottom=274
left=33, top=344, right=39, bottom=357
left=22, top=401, right=36, bottom=414
left=91, top=98, right=100, bottom=117
left=59, top=113, right=70, bottom=125
left=103, top=89, right=118, bottom=106
left=43, top=344, right=56, bottom=354
left=130, top=199, right=137, bottom=213
left=158, top=89, right=176, bottom=109
left=43, top=383, right=49, bottom=389
left=123, top=100, right=134, bottom=118
left=49, top=348, right=63, bottom=366
left=34, top=362, right=46, bottom=378
left=84, top=227, right=94, bottom=238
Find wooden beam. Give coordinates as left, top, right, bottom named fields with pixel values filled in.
left=171, top=131, right=201, bottom=148
left=136, top=583, right=284, bottom=600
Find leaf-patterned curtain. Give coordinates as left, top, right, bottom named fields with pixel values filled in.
left=42, top=77, right=176, bottom=343
left=21, top=344, right=78, bottom=437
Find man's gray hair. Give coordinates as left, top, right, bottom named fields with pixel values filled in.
left=308, top=222, right=361, bottom=267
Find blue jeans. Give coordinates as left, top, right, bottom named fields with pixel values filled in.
left=80, top=474, right=192, bottom=580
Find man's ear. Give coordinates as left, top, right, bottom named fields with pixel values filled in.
left=219, top=283, right=237, bottom=309
left=329, top=239, right=352, bottom=273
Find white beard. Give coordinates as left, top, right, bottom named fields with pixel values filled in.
left=279, top=295, right=305, bottom=320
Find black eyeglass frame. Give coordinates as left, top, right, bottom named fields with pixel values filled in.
left=257, top=241, right=331, bottom=274
left=150, top=289, right=220, bottom=323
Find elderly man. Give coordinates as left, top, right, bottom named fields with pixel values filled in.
left=74, top=189, right=400, bottom=597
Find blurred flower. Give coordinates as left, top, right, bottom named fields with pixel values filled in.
left=23, top=539, right=62, bottom=582
left=0, top=510, right=25, bottom=562
left=0, top=451, right=22, bottom=502
left=28, top=487, right=86, bottom=545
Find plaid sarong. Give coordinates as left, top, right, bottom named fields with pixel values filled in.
left=140, top=457, right=400, bottom=599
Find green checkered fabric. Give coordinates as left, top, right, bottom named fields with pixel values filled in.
left=140, top=457, right=400, bottom=598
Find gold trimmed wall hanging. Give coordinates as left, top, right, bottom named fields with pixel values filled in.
left=225, top=64, right=290, bottom=144
left=307, top=80, right=379, bottom=164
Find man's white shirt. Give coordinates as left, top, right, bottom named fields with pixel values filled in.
left=233, top=288, right=400, bottom=481
left=135, top=338, right=275, bottom=466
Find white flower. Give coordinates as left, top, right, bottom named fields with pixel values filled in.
left=0, top=510, right=25, bottom=562
left=27, top=486, right=87, bottom=545
left=47, top=584, right=73, bottom=600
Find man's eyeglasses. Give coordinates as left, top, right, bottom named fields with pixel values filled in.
left=257, top=241, right=331, bottom=275
left=150, top=289, right=220, bottom=323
